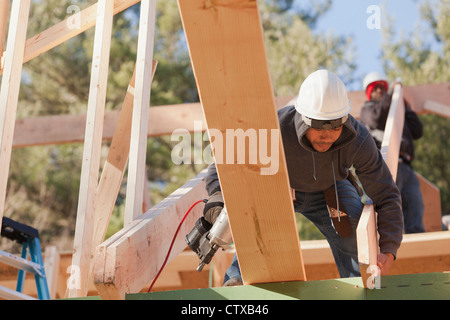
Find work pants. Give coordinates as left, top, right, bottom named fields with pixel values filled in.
left=223, top=179, right=363, bottom=284
left=396, top=162, right=425, bottom=233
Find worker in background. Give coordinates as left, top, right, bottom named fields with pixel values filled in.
left=203, top=70, right=404, bottom=286
left=359, top=72, right=425, bottom=234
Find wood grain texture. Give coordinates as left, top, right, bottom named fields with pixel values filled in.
left=178, top=0, right=305, bottom=285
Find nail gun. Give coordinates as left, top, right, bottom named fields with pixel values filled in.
left=185, top=207, right=232, bottom=272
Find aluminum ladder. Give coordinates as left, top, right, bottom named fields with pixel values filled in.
left=0, top=217, right=50, bottom=300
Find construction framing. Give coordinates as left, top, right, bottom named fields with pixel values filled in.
left=0, top=0, right=449, bottom=300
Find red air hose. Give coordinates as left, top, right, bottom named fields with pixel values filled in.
left=147, top=199, right=205, bottom=293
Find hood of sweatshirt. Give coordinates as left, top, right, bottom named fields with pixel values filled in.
left=277, top=106, right=359, bottom=193
left=291, top=109, right=358, bottom=219
left=293, top=111, right=357, bottom=153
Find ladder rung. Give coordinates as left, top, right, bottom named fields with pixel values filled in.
left=0, top=250, right=43, bottom=276
left=0, top=284, right=37, bottom=300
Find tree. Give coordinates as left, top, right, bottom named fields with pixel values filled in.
left=381, top=0, right=450, bottom=216
left=260, top=0, right=356, bottom=96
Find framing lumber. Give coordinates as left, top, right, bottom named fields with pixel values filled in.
left=356, top=84, right=404, bottom=288
left=423, top=99, right=450, bottom=118
left=380, top=84, right=405, bottom=181
left=356, top=204, right=379, bottom=289
left=178, top=0, right=305, bottom=285
left=0, top=0, right=141, bottom=76
left=88, top=60, right=157, bottom=286
left=43, top=246, right=60, bottom=299
left=11, top=103, right=206, bottom=148
left=403, top=82, right=450, bottom=114
left=0, top=0, right=10, bottom=69
left=68, top=0, right=114, bottom=298
left=0, top=0, right=31, bottom=232
left=8, top=82, right=449, bottom=148
left=93, top=170, right=208, bottom=300
left=124, top=0, right=156, bottom=225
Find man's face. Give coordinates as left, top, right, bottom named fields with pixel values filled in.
left=305, top=126, right=343, bottom=152
left=370, top=83, right=387, bottom=102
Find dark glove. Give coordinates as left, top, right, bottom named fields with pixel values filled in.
left=203, top=191, right=224, bottom=225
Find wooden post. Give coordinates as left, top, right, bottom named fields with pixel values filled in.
left=88, top=60, right=157, bottom=285
left=178, top=0, right=305, bottom=285
left=44, top=246, right=60, bottom=299
left=94, top=171, right=208, bottom=299
left=424, top=100, right=450, bottom=118
left=357, top=204, right=379, bottom=289
left=0, top=0, right=31, bottom=232
left=0, top=0, right=10, bottom=70
left=357, top=84, right=405, bottom=288
left=68, top=0, right=114, bottom=298
left=124, top=0, right=156, bottom=225
left=380, top=84, right=405, bottom=181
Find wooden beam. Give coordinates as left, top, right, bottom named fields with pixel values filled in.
left=403, top=82, right=450, bottom=114
left=356, top=85, right=404, bottom=288
left=423, top=100, right=450, bottom=118
left=94, top=170, right=208, bottom=300
left=357, top=204, right=379, bottom=289
left=88, top=60, right=157, bottom=286
left=357, top=85, right=405, bottom=289
left=380, top=84, right=405, bottom=180
left=124, top=0, right=156, bottom=225
left=0, top=0, right=141, bottom=76
left=9, top=80, right=450, bottom=148
left=0, top=0, right=10, bottom=69
left=0, top=0, right=31, bottom=232
left=11, top=103, right=206, bottom=148
left=43, top=246, right=60, bottom=299
left=178, top=0, right=305, bottom=285
left=68, top=0, right=114, bottom=298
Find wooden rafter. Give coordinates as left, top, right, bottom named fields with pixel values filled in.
left=356, top=84, right=405, bottom=288
left=0, top=0, right=31, bottom=232
left=380, top=84, right=405, bottom=181
left=68, top=0, right=115, bottom=298
left=423, top=100, right=450, bottom=118
left=0, top=0, right=10, bottom=67
left=0, top=0, right=141, bottom=76
left=9, top=81, right=450, bottom=148
left=94, top=170, right=208, bottom=299
left=88, top=60, right=157, bottom=288
left=124, top=0, right=156, bottom=225
left=178, top=0, right=305, bottom=285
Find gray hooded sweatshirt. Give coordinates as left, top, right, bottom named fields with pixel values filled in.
left=205, top=105, right=403, bottom=258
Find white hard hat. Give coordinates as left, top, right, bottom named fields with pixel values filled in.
left=295, top=70, right=351, bottom=120
left=363, top=72, right=388, bottom=91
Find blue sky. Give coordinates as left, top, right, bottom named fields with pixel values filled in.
left=305, top=0, right=434, bottom=90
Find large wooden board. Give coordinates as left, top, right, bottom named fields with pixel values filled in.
left=94, top=171, right=208, bottom=299
left=0, top=0, right=31, bottom=232
left=178, top=0, right=305, bottom=285
left=68, top=0, right=115, bottom=298
left=380, top=84, right=405, bottom=180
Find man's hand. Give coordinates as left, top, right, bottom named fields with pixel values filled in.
left=377, top=252, right=394, bottom=276
left=203, top=191, right=224, bottom=225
